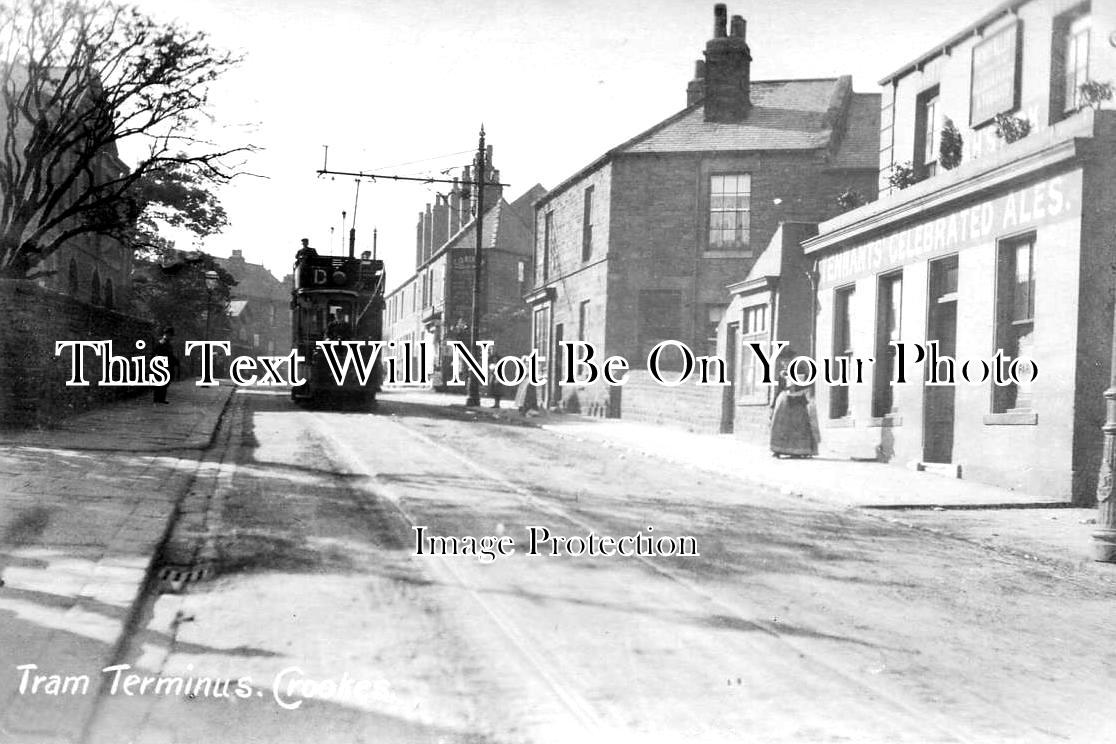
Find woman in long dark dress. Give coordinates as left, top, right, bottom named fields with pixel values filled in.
left=769, top=354, right=820, bottom=458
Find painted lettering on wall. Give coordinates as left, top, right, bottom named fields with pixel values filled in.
left=970, top=21, right=1020, bottom=126
left=819, top=171, right=1079, bottom=286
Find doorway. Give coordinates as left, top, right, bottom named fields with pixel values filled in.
left=923, top=255, right=958, bottom=463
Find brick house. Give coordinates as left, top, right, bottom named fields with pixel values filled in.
left=215, top=249, right=292, bottom=360
left=804, top=0, right=1116, bottom=503
left=384, top=148, right=544, bottom=387
left=527, top=4, right=879, bottom=425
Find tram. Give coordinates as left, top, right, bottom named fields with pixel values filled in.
left=290, top=245, right=386, bottom=408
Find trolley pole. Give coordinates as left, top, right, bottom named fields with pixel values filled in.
left=1094, top=294, right=1116, bottom=561
left=466, top=126, right=486, bottom=407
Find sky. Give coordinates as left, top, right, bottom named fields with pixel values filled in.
left=126, top=0, right=1002, bottom=291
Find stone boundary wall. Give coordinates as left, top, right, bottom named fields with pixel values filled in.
left=0, top=279, right=154, bottom=428
left=618, top=369, right=725, bottom=435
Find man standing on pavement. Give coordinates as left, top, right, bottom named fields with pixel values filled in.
left=152, top=326, right=178, bottom=404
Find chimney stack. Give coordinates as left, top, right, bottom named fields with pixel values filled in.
left=431, top=194, right=449, bottom=251
left=687, top=59, right=706, bottom=106
left=462, top=165, right=473, bottom=218
left=448, top=178, right=462, bottom=236
left=700, top=5, right=752, bottom=122
left=422, top=204, right=434, bottom=263
left=714, top=3, right=727, bottom=37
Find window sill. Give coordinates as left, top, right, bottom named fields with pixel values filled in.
left=703, top=250, right=753, bottom=259
left=866, top=414, right=903, bottom=428
left=983, top=411, right=1038, bottom=426
left=825, top=416, right=856, bottom=428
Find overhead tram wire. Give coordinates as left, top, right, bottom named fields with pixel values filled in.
left=317, top=144, right=509, bottom=189
left=363, top=148, right=474, bottom=173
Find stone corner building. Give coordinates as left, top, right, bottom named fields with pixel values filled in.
left=804, top=0, right=1116, bottom=503
left=527, top=4, right=880, bottom=426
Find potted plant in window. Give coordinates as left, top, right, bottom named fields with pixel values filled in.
left=938, top=118, right=963, bottom=170
left=887, top=161, right=918, bottom=190
left=1078, top=80, right=1113, bottom=111
left=993, top=113, right=1032, bottom=144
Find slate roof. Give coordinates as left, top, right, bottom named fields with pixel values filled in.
left=386, top=183, right=546, bottom=299
left=623, top=79, right=846, bottom=154
left=215, top=254, right=287, bottom=302
left=544, top=77, right=879, bottom=202
left=743, top=231, right=783, bottom=282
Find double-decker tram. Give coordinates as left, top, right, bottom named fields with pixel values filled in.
left=290, top=245, right=385, bottom=409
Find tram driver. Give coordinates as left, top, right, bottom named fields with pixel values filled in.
left=326, top=310, right=351, bottom=341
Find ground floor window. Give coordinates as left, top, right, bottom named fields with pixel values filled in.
left=993, top=234, right=1036, bottom=412
left=532, top=306, right=550, bottom=368
left=873, top=272, right=902, bottom=418
left=831, top=285, right=855, bottom=418
left=738, top=303, right=768, bottom=403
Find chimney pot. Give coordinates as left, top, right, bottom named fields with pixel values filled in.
left=702, top=5, right=752, bottom=121
left=714, top=4, right=727, bottom=37
left=694, top=59, right=706, bottom=78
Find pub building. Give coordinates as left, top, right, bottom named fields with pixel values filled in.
left=801, top=0, right=1115, bottom=503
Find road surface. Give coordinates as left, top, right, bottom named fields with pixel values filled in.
left=85, top=388, right=1116, bottom=743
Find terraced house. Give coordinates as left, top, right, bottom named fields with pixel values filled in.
left=527, top=4, right=879, bottom=427
left=384, top=149, right=543, bottom=387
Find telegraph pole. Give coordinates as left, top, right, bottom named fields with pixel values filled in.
left=466, top=126, right=486, bottom=407
left=349, top=180, right=360, bottom=258
left=314, top=133, right=508, bottom=408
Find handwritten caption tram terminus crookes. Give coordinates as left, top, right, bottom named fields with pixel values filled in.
left=14, top=663, right=392, bottom=711
left=53, top=337, right=1038, bottom=390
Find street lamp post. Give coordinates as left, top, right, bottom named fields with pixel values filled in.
left=1094, top=297, right=1116, bottom=562
left=203, top=268, right=220, bottom=342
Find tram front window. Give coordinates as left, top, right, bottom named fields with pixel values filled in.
left=326, top=302, right=354, bottom=340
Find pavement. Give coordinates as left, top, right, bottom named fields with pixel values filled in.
left=395, top=389, right=1108, bottom=573
left=0, top=380, right=235, bottom=744
left=0, top=383, right=1109, bottom=741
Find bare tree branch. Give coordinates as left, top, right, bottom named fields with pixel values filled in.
left=0, top=0, right=253, bottom=277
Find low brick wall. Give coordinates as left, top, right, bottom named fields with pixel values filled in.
left=0, top=279, right=153, bottom=428
left=618, top=369, right=725, bottom=434
left=733, top=402, right=773, bottom=446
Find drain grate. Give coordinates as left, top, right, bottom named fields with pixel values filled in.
left=156, top=561, right=214, bottom=593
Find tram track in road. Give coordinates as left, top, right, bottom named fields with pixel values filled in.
left=309, top=408, right=994, bottom=743
left=305, top=410, right=607, bottom=739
